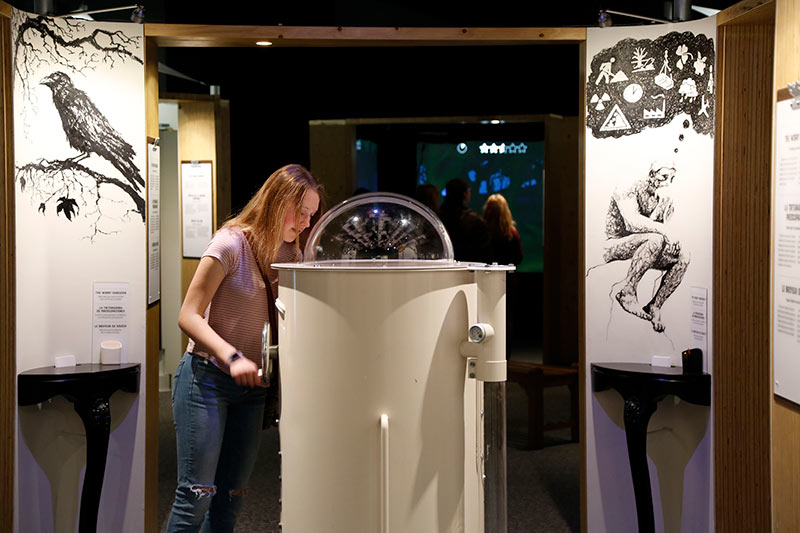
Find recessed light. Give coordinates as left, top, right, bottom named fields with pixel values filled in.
left=256, top=41, right=273, bottom=46
left=490, top=119, right=501, bottom=125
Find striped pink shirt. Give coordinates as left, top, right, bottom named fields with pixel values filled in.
left=187, top=226, right=300, bottom=370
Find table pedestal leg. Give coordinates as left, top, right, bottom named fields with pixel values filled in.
left=73, top=395, right=111, bottom=533
left=623, top=395, right=658, bottom=533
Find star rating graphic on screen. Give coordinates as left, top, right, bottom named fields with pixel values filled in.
left=478, top=142, right=528, bottom=155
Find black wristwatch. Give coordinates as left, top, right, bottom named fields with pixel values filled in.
left=227, top=350, right=243, bottom=365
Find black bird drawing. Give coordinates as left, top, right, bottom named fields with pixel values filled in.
left=40, top=71, right=144, bottom=192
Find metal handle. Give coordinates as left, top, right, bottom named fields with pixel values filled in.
left=259, top=322, right=278, bottom=384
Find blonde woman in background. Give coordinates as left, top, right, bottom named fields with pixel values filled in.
left=483, top=193, right=523, bottom=267
left=483, top=193, right=523, bottom=352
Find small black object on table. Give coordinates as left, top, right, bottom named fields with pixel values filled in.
left=591, top=362, right=710, bottom=533
left=18, top=363, right=140, bottom=533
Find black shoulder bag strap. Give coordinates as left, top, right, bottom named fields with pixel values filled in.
left=262, top=271, right=281, bottom=429
left=249, top=238, right=281, bottom=429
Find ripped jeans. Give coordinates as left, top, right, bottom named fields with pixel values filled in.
left=166, top=353, right=267, bottom=533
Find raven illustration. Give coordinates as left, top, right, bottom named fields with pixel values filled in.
left=40, top=71, right=144, bottom=192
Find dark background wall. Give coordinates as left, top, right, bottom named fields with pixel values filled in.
left=161, top=44, right=579, bottom=209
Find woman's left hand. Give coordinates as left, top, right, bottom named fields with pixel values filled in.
left=229, top=356, right=260, bottom=388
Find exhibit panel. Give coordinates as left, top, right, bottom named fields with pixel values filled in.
left=274, top=194, right=511, bottom=532
left=584, top=17, right=716, bottom=533
left=11, top=8, right=147, bottom=532
left=277, top=268, right=482, bottom=531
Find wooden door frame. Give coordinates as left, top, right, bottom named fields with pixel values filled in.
left=1, top=3, right=15, bottom=529
left=142, top=22, right=588, bottom=530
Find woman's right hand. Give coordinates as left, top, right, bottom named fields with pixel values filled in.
left=229, top=356, right=261, bottom=388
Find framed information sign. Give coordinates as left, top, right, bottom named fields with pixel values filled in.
left=181, top=161, right=213, bottom=258
left=773, top=85, right=800, bottom=404
left=147, top=140, right=161, bottom=304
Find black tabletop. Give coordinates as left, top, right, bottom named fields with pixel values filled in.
left=591, top=362, right=710, bottom=406
left=592, top=361, right=708, bottom=377
left=19, top=363, right=140, bottom=376
left=18, top=363, right=140, bottom=406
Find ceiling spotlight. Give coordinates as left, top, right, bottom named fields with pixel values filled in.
left=130, top=5, right=145, bottom=23
left=598, top=10, right=613, bottom=27
left=256, top=41, right=273, bottom=46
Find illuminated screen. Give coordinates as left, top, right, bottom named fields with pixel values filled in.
left=355, top=138, right=378, bottom=193
left=416, top=140, right=544, bottom=272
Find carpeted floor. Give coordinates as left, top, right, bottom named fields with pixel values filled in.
left=158, top=360, right=580, bottom=532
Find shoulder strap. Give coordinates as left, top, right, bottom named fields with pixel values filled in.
left=245, top=232, right=279, bottom=344
left=263, top=269, right=278, bottom=344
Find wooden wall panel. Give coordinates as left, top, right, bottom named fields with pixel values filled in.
left=714, top=20, right=775, bottom=531
left=177, top=100, right=217, bottom=351
left=577, top=40, right=586, bottom=533
left=774, top=398, right=800, bottom=530
left=308, top=122, right=357, bottom=208
left=0, top=13, right=14, bottom=530
left=542, top=115, right=579, bottom=367
left=146, top=24, right=586, bottom=48
left=772, top=0, right=800, bottom=529
left=144, top=37, right=160, bottom=533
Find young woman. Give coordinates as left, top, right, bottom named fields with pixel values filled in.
left=167, top=164, right=322, bottom=532
left=482, top=193, right=523, bottom=267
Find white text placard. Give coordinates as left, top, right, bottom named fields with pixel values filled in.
left=181, top=161, right=213, bottom=258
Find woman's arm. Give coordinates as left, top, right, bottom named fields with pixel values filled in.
left=178, top=255, right=260, bottom=387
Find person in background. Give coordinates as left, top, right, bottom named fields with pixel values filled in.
left=167, top=164, right=323, bottom=533
left=439, top=178, right=491, bottom=263
left=483, top=193, right=523, bottom=267
left=414, top=183, right=441, bottom=214
left=483, top=193, right=524, bottom=353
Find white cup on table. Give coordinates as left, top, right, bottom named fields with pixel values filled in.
left=100, top=340, right=122, bottom=364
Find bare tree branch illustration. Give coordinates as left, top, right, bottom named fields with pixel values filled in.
left=12, top=11, right=142, bottom=108
left=16, top=158, right=146, bottom=233
left=12, top=12, right=145, bottom=237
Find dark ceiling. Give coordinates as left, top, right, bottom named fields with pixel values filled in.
left=14, top=0, right=742, bottom=27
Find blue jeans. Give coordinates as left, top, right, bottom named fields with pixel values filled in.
left=166, top=353, right=267, bottom=533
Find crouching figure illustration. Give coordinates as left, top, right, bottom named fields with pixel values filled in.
left=603, top=160, right=689, bottom=332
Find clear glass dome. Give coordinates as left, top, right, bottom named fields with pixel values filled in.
left=303, top=192, right=454, bottom=264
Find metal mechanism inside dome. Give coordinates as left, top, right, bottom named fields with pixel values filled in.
left=303, top=192, right=454, bottom=264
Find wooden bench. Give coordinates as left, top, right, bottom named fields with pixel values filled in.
left=506, top=360, right=579, bottom=450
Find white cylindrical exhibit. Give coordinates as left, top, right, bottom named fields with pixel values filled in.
left=276, top=266, right=483, bottom=532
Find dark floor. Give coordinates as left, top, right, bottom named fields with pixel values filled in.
left=158, top=342, right=580, bottom=532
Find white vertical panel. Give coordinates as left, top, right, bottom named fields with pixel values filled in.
left=12, top=8, right=146, bottom=532
left=585, top=17, right=716, bottom=533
